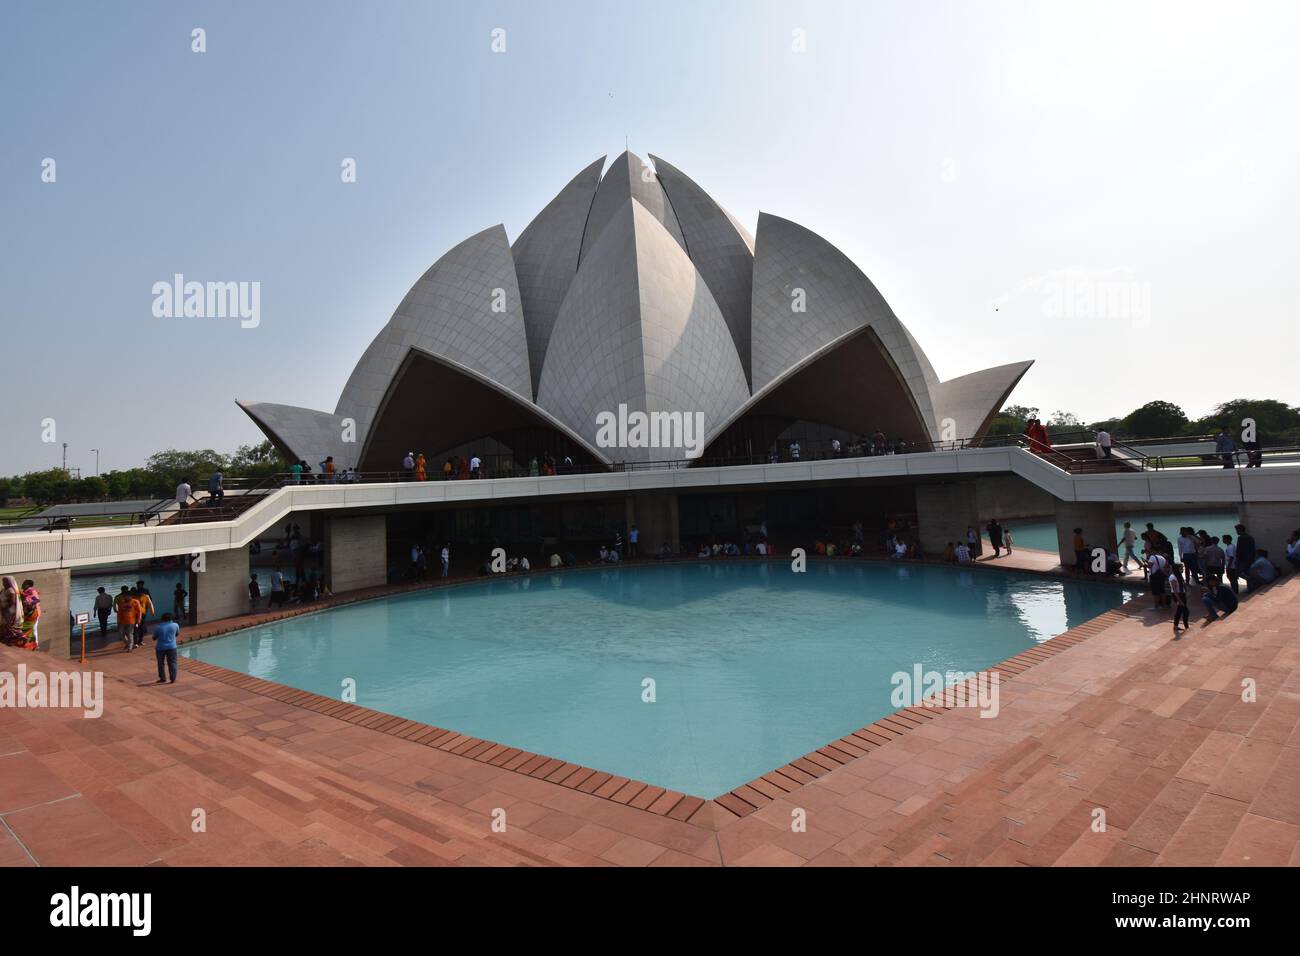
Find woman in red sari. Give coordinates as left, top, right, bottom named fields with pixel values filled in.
left=1026, top=418, right=1052, bottom=455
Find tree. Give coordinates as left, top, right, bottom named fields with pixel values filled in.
left=70, top=476, right=109, bottom=501
left=20, top=469, right=73, bottom=505
left=230, top=440, right=289, bottom=478
left=986, top=404, right=1039, bottom=437
left=1190, top=399, right=1300, bottom=441
left=145, top=449, right=229, bottom=494
left=1118, top=401, right=1188, bottom=439
left=1002, top=405, right=1040, bottom=423
left=0, top=475, right=23, bottom=505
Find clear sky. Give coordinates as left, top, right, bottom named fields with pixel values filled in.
left=2, top=0, right=1297, bottom=475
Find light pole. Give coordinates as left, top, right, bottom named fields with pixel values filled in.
left=91, top=448, right=100, bottom=475
left=62, top=442, right=68, bottom=473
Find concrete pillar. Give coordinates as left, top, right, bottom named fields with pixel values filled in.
left=21, top=569, right=71, bottom=657
left=626, top=493, right=679, bottom=557
left=1238, top=503, right=1300, bottom=575
left=325, top=515, right=387, bottom=592
left=975, top=474, right=1055, bottom=521
left=193, top=547, right=250, bottom=624
left=916, top=482, right=981, bottom=557
left=1053, top=500, right=1117, bottom=569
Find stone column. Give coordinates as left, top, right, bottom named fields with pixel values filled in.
left=626, top=493, right=679, bottom=557
left=915, top=482, right=981, bottom=557
left=24, top=569, right=71, bottom=657
left=193, top=547, right=250, bottom=624
left=325, top=514, right=388, bottom=592
left=1053, top=500, right=1117, bottom=569
left=1237, top=503, right=1300, bottom=575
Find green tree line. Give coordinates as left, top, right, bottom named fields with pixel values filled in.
left=0, top=441, right=289, bottom=507
left=987, top=398, right=1300, bottom=444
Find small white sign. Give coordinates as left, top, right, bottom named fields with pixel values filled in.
left=75, top=612, right=90, bottom=625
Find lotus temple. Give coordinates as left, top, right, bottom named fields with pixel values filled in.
left=239, top=151, right=1033, bottom=470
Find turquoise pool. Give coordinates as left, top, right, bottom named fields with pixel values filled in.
left=996, top=510, right=1239, bottom=553
left=182, top=561, right=1136, bottom=797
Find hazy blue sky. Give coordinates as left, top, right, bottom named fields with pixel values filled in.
left=2, top=0, right=1297, bottom=475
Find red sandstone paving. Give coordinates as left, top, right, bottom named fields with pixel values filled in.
left=2, top=575, right=1299, bottom=865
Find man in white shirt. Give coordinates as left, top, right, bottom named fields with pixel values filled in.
left=175, top=478, right=192, bottom=512
left=789, top=440, right=801, bottom=461
left=269, top=569, right=286, bottom=607
left=469, top=455, right=481, bottom=478
left=440, top=544, right=450, bottom=578
left=1119, top=522, right=1139, bottom=570
left=1095, top=428, right=1113, bottom=459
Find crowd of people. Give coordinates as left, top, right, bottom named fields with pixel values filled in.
left=397, top=451, right=578, bottom=482
left=766, top=431, right=909, bottom=464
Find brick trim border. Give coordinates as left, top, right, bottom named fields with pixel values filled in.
left=178, top=587, right=1148, bottom=831
left=705, top=603, right=1142, bottom=824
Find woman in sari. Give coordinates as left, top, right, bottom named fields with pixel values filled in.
left=414, top=453, right=427, bottom=481
left=19, top=580, right=40, bottom=650
left=1026, top=418, right=1052, bottom=455
left=1, top=576, right=25, bottom=646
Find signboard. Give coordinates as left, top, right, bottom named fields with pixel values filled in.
left=75, top=612, right=90, bottom=625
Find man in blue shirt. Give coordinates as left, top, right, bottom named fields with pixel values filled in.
left=151, top=613, right=181, bottom=684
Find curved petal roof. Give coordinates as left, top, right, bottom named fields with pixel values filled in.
left=749, top=212, right=938, bottom=436
left=239, top=152, right=1032, bottom=467
left=511, top=155, right=605, bottom=397
left=538, top=197, right=750, bottom=461
left=928, top=360, right=1034, bottom=442
left=334, top=224, right=529, bottom=448
left=649, top=153, right=755, bottom=383
left=236, top=401, right=356, bottom=470
left=578, top=151, right=687, bottom=266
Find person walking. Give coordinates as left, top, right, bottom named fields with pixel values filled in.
left=415, top=453, right=427, bottom=481
left=133, top=581, right=154, bottom=649
left=469, top=455, right=481, bottom=479
left=401, top=452, right=415, bottom=481
left=440, top=543, right=450, bottom=578
left=1215, top=426, right=1236, bottom=468
left=1167, top=571, right=1189, bottom=635
left=986, top=519, right=1004, bottom=558
left=628, top=524, right=639, bottom=559
left=93, top=586, right=113, bottom=637
left=208, top=469, right=225, bottom=504
left=1095, top=427, right=1113, bottom=459
left=114, top=586, right=140, bottom=652
left=1119, top=522, right=1140, bottom=570
left=175, top=477, right=192, bottom=513
left=151, top=613, right=181, bottom=684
